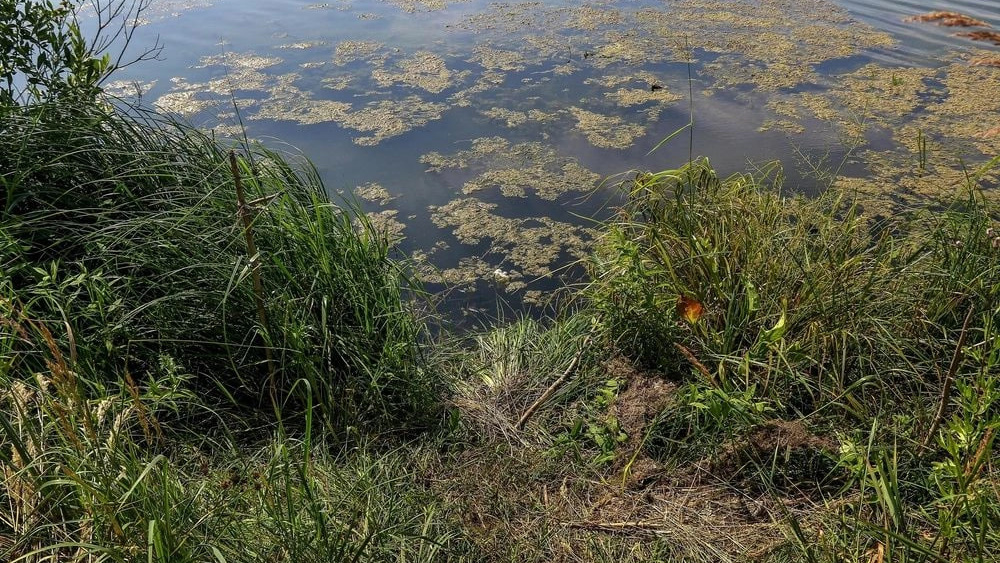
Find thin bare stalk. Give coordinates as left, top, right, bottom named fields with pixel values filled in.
left=229, top=150, right=276, bottom=396
left=921, top=306, right=975, bottom=452
left=516, top=333, right=592, bottom=430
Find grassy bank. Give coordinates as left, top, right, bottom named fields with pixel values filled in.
left=580, top=159, right=1000, bottom=561
left=0, top=95, right=451, bottom=559
left=4, top=112, right=999, bottom=560
left=1, top=100, right=437, bottom=433
left=3, top=3, right=1000, bottom=560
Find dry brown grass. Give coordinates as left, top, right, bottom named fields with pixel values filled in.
left=431, top=353, right=823, bottom=562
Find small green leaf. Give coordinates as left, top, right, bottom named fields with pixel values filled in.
left=761, top=307, right=787, bottom=343
left=743, top=276, right=758, bottom=313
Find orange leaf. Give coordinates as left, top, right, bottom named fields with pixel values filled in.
left=676, top=295, right=704, bottom=324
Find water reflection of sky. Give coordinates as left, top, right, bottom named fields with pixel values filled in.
left=104, top=0, right=1000, bottom=319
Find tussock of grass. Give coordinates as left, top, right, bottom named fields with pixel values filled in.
left=583, top=158, right=1000, bottom=562
left=1, top=101, right=435, bottom=433
left=587, top=158, right=997, bottom=413
left=446, top=313, right=601, bottom=443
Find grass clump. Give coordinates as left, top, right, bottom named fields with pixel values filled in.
left=584, top=157, right=1000, bottom=561
left=0, top=314, right=465, bottom=561
left=587, top=158, right=999, bottom=412
left=1, top=100, right=435, bottom=433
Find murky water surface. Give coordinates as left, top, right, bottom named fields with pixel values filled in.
left=105, top=0, right=1000, bottom=317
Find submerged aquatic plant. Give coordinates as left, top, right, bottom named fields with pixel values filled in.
left=956, top=30, right=1000, bottom=46
left=905, top=11, right=991, bottom=28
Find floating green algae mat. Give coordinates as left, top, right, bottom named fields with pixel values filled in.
left=102, top=0, right=999, bottom=312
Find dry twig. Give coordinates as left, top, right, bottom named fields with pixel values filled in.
left=564, top=520, right=669, bottom=536
left=921, top=306, right=975, bottom=452
left=515, top=334, right=592, bottom=429
left=674, top=342, right=717, bottom=387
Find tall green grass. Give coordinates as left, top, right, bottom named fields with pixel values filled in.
left=1, top=101, right=436, bottom=433
left=0, top=313, right=466, bottom=562
left=587, top=158, right=996, bottom=411
left=585, top=158, right=1000, bottom=561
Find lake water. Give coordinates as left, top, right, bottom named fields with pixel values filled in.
left=103, top=0, right=1000, bottom=319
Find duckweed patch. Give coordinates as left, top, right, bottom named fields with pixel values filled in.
left=428, top=198, right=596, bottom=290
left=479, top=107, right=529, bottom=127
left=448, top=70, right=506, bottom=107
left=591, top=33, right=673, bottom=68
left=254, top=78, right=352, bottom=125
left=334, top=40, right=386, bottom=66
left=372, top=51, right=461, bottom=94
left=103, top=79, right=157, bottom=100
left=457, top=2, right=565, bottom=35
left=762, top=64, right=937, bottom=141
left=355, top=182, right=397, bottom=205
left=762, top=56, right=1000, bottom=211
left=277, top=40, right=329, bottom=50
left=154, top=52, right=284, bottom=117
left=360, top=209, right=407, bottom=244
left=413, top=254, right=493, bottom=288
left=421, top=136, right=601, bottom=200
left=381, top=0, right=470, bottom=12
left=154, top=84, right=219, bottom=117
left=121, top=0, right=218, bottom=24
left=659, top=0, right=892, bottom=91
left=196, top=52, right=284, bottom=81
left=469, top=45, right=528, bottom=72
left=479, top=107, right=559, bottom=128
left=251, top=75, right=447, bottom=144
left=569, top=107, right=647, bottom=149
left=321, top=74, right=353, bottom=90
left=605, top=85, right=681, bottom=108
left=569, top=4, right=624, bottom=31
left=346, top=97, right=449, bottom=145
left=585, top=72, right=683, bottom=117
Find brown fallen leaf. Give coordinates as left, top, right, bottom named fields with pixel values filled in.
left=957, top=30, right=1000, bottom=45
left=905, top=11, right=990, bottom=28
left=866, top=542, right=885, bottom=563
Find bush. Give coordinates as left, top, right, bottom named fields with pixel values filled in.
left=1, top=0, right=159, bottom=108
